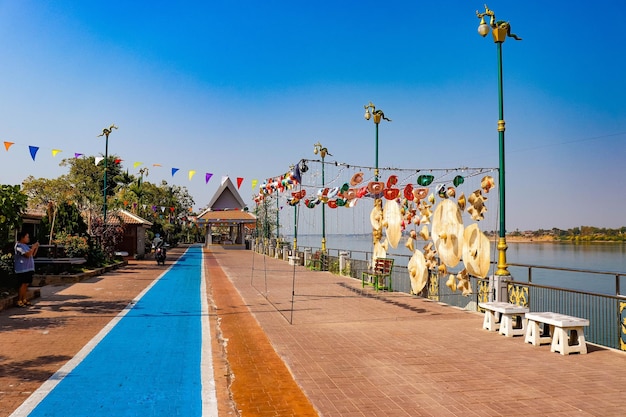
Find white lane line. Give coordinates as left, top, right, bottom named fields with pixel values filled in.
left=201, top=249, right=219, bottom=416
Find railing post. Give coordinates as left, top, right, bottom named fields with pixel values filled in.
left=617, top=274, right=621, bottom=296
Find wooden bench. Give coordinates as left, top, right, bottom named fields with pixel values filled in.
left=361, top=258, right=394, bottom=292
left=479, top=302, right=529, bottom=337
left=35, top=257, right=87, bottom=265
left=524, top=312, right=589, bottom=355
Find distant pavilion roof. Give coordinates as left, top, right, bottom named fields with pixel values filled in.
left=198, top=177, right=256, bottom=225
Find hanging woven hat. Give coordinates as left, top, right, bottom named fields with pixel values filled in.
left=481, top=175, right=495, bottom=193
left=346, top=188, right=357, bottom=199
left=383, top=188, right=400, bottom=200
left=446, top=274, right=457, bottom=292
left=367, top=181, right=385, bottom=196
left=370, top=199, right=384, bottom=231
left=457, top=192, right=466, bottom=211
left=383, top=199, right=402, bottom=249
left=431, top=199, right=464, bottom=268
left=327, top=200, right=338, bottom=209
left=404, top=183, right=414, bottom=200
left=462, top=223, right=491, bottom=278
left=408, top=250, right=428, bottom=295
left=412, top=188, right=429, bottom=202
left=350, top=172, right=364, bottom=186
left=386, top=175, right=398, bottom=188
left=357, top=186, right=369, bottom=198
left=453, top=175, right=464, bottom=187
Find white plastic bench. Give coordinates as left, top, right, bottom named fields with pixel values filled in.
left=524, top=312, right=589, bottom=355
left=479, top=302, right=530, bottom=337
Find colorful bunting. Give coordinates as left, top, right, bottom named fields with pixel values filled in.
left=51, top=149, right=62, bottom=157
left=153, top=163, right=162, bottom=167
left=205, top=173, right=213, bottom=184
left=172, top=168, right=179, bottom=177
left=95, top=156, right=104, bottom=165
left=221, top=176, right=228, bottom=185
left=236, top=177, right=243, bottom=189
left=188, top=170, right=196, bottom=181
left=3, top=141, right=14, bottom=151
left=251, top=179, right=258, bottom=190
left=29, top=146, right=39, bottom=161
left=74, top=153, right=83, bottom=158
left=114, top=158, right=122, bottom=164
left=133, top=162, right=143, bottom=169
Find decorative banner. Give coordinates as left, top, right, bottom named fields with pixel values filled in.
left=133, top=162, right=143, bottom=169
left=74, top=153, right=83, bottom=158
left=170, top=207, right=175, bottom=212
left=251, top=179, right=258, bottom=190
left=152, top=205, right=157, bottom=212
left=29, top=146, right=39, bottom=161
left=160, top=206, right=166, bottom=212
left=4, top=141, right=14, bottom=151
left=188, top=170, right=196, bottom=181
left=153, top=163, right=162, bottom=167
left=221, top=176, right=228, bottom=185
left=114, top=158, right=122, bottom=164
left=172, top=168, right=179, bottom=177
left=237, top=177, right=243, bottom=189
left=205, top=173, right=213, bottom=184
left=94, top=156, right=104, bottom=165
left=51, top=149, right=62, bottom=157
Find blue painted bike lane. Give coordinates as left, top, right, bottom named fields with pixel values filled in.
left=11, top=246, right=217, bottom=417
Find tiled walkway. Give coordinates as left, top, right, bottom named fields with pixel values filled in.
left=2, top=245, right=625, bottom=416
left=209, top=247, right=626, bottom=417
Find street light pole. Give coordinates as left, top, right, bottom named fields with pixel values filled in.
left=313, top=142, right=331, bottom=252
left=363, top=102, right=391, bottom=182
left=97, top=124, right=118, bottom=224
left=476, top=5, right=521, bottom=277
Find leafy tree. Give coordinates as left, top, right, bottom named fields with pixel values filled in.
left=0, top=184, right=28, bottom=247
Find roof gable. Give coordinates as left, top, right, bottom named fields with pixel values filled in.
left=206, top=177, right=247, bottom=210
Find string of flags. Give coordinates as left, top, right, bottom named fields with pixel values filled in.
left=2, top=140, right=255, bottom=189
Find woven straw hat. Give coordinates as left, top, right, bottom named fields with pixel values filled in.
left=408, top=249, right=428, bottom=295
left=383, top=199, right=402, bottom=249
left=462, top=223, right=491, bottom=278
left=431, top=199, right=464, bottom=268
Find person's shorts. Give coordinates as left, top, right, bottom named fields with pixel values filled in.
left=15, top=271, right=34, bottom=286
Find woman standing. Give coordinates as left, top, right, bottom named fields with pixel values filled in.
left=14, top=231, right=39, bottom=307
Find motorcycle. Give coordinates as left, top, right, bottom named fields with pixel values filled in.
left=154, top=244, right=166, bottom=265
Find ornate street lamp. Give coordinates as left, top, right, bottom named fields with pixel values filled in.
left=97, top=124, right=118, bottom=224
left=363, top=102, right=391, bottom=182
left=476, top=5, right=521, bottom=277
left=313, top=142, right=332, bottom=252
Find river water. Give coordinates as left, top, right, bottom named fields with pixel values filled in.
left=291, top=234, right=626, bottom=295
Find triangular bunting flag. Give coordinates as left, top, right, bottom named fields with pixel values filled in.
left=205, top=173, right=213, bottom=184
left=51, top=149, right=62, bottom=157
left=160, top=206, right=166, bottom=212
left=133, top=162, right=143, bottom=169
left=75, top=153, right=83, bottom=158
left=172, top=168, right=179, bottom=177
left=237, top=177, right=243, bottom=189
left=188, top=170, right=196, bottom=181
left=153, top=163, right=162, bottom=167
left=3, top=141, right=14, bottom=151
left=29, top=146, right=39, bottom=161
left=95, top=156, right=104, bottom=165
left=114, top=158, right=122, bottom=164
left=251, top=179, right=258, bottom=190
left=221, top=176, right=228, bottom=185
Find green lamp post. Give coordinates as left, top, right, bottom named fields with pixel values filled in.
left=363, top=102, right=391, bottom=182
left=313, top=142, right=331, bottom=252
left=97, top=124, right=118, bottom=224
left=476, top=5, right=521, bottom=277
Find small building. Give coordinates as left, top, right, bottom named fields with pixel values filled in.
left=197, top=177, right=256, bottom=247
left=107, top=209, right=152, bottom=257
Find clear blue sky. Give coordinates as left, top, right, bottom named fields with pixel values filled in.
left=0, top=0, right=624, bottom=232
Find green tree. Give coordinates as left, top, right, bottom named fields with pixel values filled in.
left=0, top=184, right=28, bottom=246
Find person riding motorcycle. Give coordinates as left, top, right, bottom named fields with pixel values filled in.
left=152, top=233, right=166, bottom=264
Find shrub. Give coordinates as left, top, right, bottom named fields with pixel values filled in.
left=53, top=232, right=89, bottom=258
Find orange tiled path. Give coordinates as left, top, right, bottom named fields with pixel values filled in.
left=205, top=248, right=319, bottom=416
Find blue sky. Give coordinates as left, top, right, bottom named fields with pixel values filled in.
left=0, top=0, right=624, bottom=232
